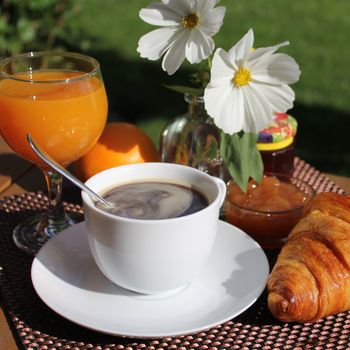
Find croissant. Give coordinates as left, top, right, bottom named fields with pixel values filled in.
left=267, top=192, right=350, bottom=322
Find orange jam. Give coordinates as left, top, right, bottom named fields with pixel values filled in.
left=224, top=175, right=314, bottom=248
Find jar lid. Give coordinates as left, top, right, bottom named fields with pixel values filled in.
left=257, top=137, right=294, bottom=151
left=258, top=112, right=297, bottom=144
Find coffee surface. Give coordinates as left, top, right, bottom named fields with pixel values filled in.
left=97, top=182, right=208, bottom=219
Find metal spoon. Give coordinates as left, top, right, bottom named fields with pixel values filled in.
left=27, top=133, right=112, bottom=208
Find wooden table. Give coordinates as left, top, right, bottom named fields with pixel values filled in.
left=0, top=137, right=349, bottom=350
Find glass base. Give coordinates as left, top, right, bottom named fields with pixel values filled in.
left=13, top=212, right=81, bottom=256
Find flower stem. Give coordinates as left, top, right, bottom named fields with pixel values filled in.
left=207, top=56, right=212, bottom=71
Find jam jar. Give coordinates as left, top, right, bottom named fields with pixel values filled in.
left=257, top=112, right=298, bottom=176
left=224, top=174, right=315, bottom=248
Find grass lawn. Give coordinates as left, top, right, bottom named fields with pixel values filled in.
left=67, top=0, right=350, bottom=176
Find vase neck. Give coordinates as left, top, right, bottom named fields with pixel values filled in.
left=185, top=94, right=205, bottom=117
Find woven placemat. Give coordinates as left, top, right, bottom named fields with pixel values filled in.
left=0, top=158, right=348, bottom=350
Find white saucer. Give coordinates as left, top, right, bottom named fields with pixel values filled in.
left=31, top=220, right=269, bottom=338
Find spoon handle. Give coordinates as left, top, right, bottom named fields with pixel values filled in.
left=27, top=133, right=111, bottom=208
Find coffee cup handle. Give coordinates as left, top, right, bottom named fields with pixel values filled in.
left=211, top=176, right=227, bottom=207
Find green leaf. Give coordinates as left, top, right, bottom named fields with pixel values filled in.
left=163, top=84, right=203, bottom=96
left=220, top=131, right=263, bottom=192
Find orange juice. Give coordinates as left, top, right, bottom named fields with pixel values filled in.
left=0, top=70, right=108, bottom=168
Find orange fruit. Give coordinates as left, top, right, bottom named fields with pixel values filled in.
left=75, top=122, right=160, bottom=181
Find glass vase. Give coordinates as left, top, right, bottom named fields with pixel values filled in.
left=160, top=94, right=229, bottom=181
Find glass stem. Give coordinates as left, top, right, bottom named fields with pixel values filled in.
left=42, top=170, right=70, bottom=237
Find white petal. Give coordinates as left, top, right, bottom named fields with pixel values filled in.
left=251, top=53, right=300, bottom=85
left=209, top=48, right=236, bottom=84
left=216, top=88, right=245, bottom=134
left=252, top=83, right=295, bottom=112
left=228, top=28, right=254, bottom=63
left=162, top=0, right=192, bottom=16
left=137, top=27, right=179, bottom=60
left=204, top=85, right=227, bottom=117
left=185, top=29, right=214, bottom=63
left=162, top=31, right=188, bottom=74
left=205, top=85, right=245, bottom=134
left=139, top=3, right=181, bottom=26
left=193, top=0, right=219, bottom=14
left=228, top=88, right=245, bottom=134
left=241, top=85, right=273, bottom=133
left=247, top=41, right=289, bottom=68
left=267, top=53, right=301, bottom=84
left=199, top=6, right=226, bottom=36
left=250, top=54, right=282, bottom=84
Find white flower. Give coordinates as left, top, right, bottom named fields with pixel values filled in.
left=137, top=0, right=226, bottom=75
left=204, top=28, right=301, bottom=134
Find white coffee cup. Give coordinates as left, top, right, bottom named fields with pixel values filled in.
left=82, top=162, right=226, bottom=295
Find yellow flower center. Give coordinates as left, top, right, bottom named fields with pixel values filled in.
left=181, top=13, right=199, bottom=29
left=233, top=67, right=252, bottom=87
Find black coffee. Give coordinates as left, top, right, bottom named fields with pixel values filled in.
left=96, top=182, right=208, bottom=220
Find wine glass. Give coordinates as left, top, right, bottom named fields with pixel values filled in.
left=0, top=51, right=108, bottom=255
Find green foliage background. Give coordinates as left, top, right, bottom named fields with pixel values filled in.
left=0, top=0, right=85, bottom=58
left=1, top=0, right=349, bottom=176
